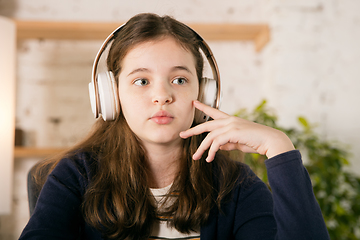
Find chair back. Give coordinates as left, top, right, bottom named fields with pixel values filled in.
left=27, top=162, right=52, bottom=215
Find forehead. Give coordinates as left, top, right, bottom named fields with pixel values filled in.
left=120, top=37, right=196, bottom=71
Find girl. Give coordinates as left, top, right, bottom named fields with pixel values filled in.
left=19, top=13, right=329, bottom=240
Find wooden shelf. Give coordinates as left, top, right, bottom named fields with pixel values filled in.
left=14, top=147, right=67, bottom=159
left=15, top=21, right=270, bottom=51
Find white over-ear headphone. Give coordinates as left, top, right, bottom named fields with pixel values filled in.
left=89, top=21, right=221, bottom=123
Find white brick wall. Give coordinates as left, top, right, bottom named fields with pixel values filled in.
left=16, top=40, right=98, bottom=147
left=1, top=0, right=360, bottom=239
left=262, top=0, right=360, bottom=173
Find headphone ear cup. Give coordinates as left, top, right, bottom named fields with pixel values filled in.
left=97, top=71, right=119, bottom=121
left=195, top=77, right=218, bottom=124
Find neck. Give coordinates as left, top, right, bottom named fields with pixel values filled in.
left=143, top=141, right=183, bottom=188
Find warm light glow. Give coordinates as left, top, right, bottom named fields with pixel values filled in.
left=0, top=16, right=16, bottom=215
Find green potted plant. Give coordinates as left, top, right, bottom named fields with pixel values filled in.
left=232, top=100, right=360, bottom=240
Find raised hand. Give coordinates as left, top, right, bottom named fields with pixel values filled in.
left=179, top=101, right=295, bottom=162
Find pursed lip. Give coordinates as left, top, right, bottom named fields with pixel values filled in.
left=150, top=110, right=174, bottom=124
left=151, top=110, right=174, bottom=118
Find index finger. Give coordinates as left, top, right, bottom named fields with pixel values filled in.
left=193, top=100, right=228, bottom=120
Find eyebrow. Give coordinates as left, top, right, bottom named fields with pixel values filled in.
left=127, top=65, right=194, bottom=77
left=127, top=68, right=150, bottom=77
left=172, top=66, right=194, bottom=75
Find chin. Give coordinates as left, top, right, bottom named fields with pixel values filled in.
left=147, top=133, right=182, bottom=146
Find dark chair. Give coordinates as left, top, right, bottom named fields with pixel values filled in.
left=27, top=161, right=83, bottom=239
left=27, top=162, right=52, bottom=216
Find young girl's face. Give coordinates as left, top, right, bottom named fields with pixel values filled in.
left=118, top=37, right=199, bottom=149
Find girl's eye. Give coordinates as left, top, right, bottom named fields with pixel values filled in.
left=133, top=78, right=149, bottom=86
left=172, top=77, right=187, bottom=85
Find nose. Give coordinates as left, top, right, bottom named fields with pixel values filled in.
left=152, top=83, right=173, bottom=105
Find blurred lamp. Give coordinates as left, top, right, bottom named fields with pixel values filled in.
left=0, top=16, right=16, bottom=214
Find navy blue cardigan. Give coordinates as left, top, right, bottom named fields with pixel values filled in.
left=19, top=150, right=330, bottom=239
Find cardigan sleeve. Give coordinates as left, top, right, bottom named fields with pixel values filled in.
left=229, top=150, right=329, bottom=240
left=18, top=153, right=101, bottom=240
left=266, top=150, right=330, bottom=240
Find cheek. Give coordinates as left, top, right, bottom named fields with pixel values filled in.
left=118, top=93, right=136, bottom=122
left=186, top=84, right=199, bottom=117
left=181, top=94, right=197, bottom=123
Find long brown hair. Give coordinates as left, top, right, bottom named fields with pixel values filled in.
left=34, top=13, right=243, bottom=240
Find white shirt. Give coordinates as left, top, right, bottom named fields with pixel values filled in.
left=149, top=184, right=200, bottom=240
